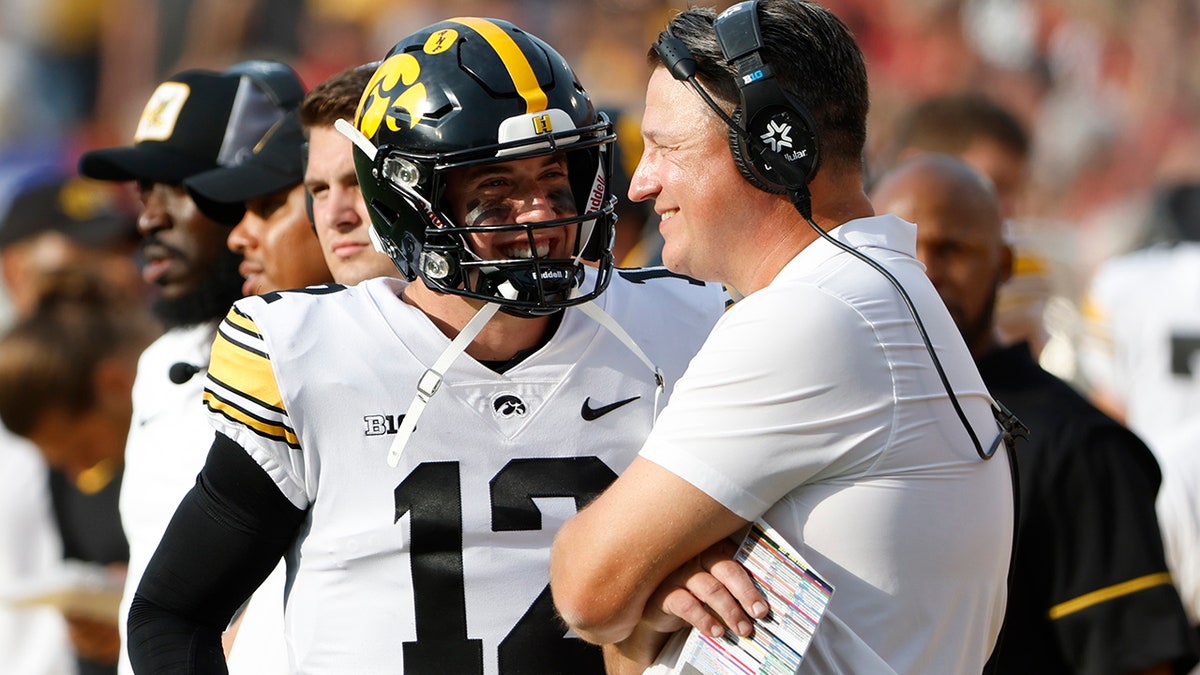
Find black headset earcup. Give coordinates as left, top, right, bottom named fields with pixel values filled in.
left=728, top=108, right=786, bottom=194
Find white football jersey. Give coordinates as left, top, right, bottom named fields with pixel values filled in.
left=1079, top=242, right=1200, bottom=453
left=202, top=269, right=725, bottom=674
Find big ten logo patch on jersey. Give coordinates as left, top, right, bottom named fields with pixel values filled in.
left=135, top=82, right=190, bottom=142
left=356, top=53, right=426, bottom=138
left=364, top=413, right=405, bottom=436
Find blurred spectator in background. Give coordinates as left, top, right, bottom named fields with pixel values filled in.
left=0, top=173, right=145, bottom=322
left=874, top=152, right=1198, bottom=675
left=0, top=278, right=157, bottom=675
left=77, top=60, right=303, bottom=675
left=1154, top=417, right=1200, bottom=662
left=880, top=93, right=1061, bottom=363
left=298, top=63, right=398, bottom=285
left=1078, top=181, right=1200, bottom=453
left=0, top=170, right=144, bottom=675
left=0, top=423, right=71, bottom=675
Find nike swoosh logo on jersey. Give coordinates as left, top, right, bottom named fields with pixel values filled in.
left=581, top=396, right=641, bottom=421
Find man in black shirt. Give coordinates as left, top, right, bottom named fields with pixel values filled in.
left=873, top=152, right=1198, bottom=675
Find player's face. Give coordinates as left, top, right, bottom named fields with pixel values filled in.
left=629, top=67, right=749, bottom=282
left=136, top=181, right=233, bottom=300
left=304, top=125, right=397, bottom=284
left=227, top=184, right=332, bottom=296
left=443, top=153, right=578, bottom=262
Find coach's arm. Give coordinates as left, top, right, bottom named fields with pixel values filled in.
left=549, top=456, right=767, bottom=670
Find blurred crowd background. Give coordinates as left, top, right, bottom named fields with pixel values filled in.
left=1, top=0, right=1199, bottom=671
left=3, top=0, right=1200, bottom=381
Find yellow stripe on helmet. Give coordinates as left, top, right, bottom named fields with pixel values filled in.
left=448, top=17, right=548, bottom=114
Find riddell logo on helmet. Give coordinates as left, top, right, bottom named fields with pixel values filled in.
left=535, top=269, right=570, bottom=281
left=419, top=202, right=447, bottom=229
left=587, top=174, right=607, bottom=214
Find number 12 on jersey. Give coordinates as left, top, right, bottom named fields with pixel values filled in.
left=394, top=457, right=617, bottom=674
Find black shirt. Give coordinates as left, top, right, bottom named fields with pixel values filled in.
left=981, top=343, right=1198, bottom=674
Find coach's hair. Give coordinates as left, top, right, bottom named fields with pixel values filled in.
left=650, top=0, right=870, bottom=172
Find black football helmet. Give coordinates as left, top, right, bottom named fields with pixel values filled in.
left=349, top=17, right=617, bottom=314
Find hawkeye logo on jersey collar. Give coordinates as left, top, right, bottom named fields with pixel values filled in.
left=493, top=394, right=527, bottom=419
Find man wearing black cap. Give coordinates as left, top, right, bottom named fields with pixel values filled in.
left=178, top=107, right=332, bottom=672
left=0, top=172, right=144, bottom=318
left=77, top=59, right=303, bottom=675
left=187, top=111, right=332, bottom=297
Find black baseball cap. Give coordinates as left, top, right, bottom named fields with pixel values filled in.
left=0, top=173, right=136, bottom=249
left=185, top=111, right=306, bottom=210
left=78, top=60, right=305, bottom=186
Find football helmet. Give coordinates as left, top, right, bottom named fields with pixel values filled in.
left=350, top=17, right=617, bottom=314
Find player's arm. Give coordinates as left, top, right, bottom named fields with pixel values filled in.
left=550, top=456, right=765, bottom=663
left=127, top=432, right=307, bottom=673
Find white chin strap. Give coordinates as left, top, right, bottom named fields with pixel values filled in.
left=383, top=285, right=665, bottom=468
left=386, top=287, right=510, bottom=467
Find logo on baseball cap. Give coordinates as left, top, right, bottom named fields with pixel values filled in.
left=78, top=60, right=305, bottom=186
left=184, top=110, right=307, bottom=214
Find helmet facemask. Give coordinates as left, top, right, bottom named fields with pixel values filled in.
left=348, top=18, right=619, bottom=315
left=385, top=119, right=617, bottom=316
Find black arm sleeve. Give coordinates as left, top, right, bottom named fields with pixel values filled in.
left=127, top=432, right=308, bottom=673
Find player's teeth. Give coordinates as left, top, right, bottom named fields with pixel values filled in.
left=502, top=243, right=550, bottom=258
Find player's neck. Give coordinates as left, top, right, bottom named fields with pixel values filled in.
left=402, top=281, right=556, bottom=361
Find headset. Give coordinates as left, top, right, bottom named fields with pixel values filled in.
left=655, top=1, right=819, bottom=214
left=653, top=0, right=1023, bottom=460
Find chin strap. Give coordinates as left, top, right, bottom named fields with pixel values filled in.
left=575, top=300, right=665, bottom=416
left=385, top=287, right=510, bottom=467
left=384, top=284, right=667, bottom=468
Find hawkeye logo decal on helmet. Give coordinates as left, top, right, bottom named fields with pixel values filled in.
left=356, top=53, right=428, bottom=139
left=424, top=29, right=458, bottom=55
left=134, top=82, right=190, bottom=142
